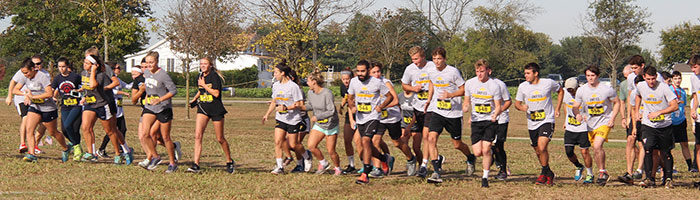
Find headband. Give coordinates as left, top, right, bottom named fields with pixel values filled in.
left=131, top=68, right=142, bottom=73
left=85, top=56, right=97, bottom=64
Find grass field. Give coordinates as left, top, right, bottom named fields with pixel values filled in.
left=0, top=101, right=699, bottom=199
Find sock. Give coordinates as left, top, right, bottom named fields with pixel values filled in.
left=467, top=154, right=476, bottom=163
left=542, top=165, right=552, bottom=176
left=276, top=158, right=284, bottom=169
left=348, top=156, right=355, bottom=167
left=120, top=144, right=130, bottom=154
left=573, top=161, right=583, bottom=168
left=320, top=159, right=328, bottom=166
left=636, top=168, right=642, bottom=173
left=599, top=169, right=607, bottom=173
left=686, top=159, right=693, bottom=169
left=363, top=164, right=372, bottom=175
left=586, top=168, right=593, bottom=175
left=483, top=169, right=490, bottom=178
left=92, top=144, right=96, bottom=154
left=431, top=159, right=440, bottom=173
left=421, top=159, right=429, bottom=167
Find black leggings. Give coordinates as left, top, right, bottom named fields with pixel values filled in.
left=491, top=123, right=508, bottom=171
left=99, top=116, right=127, bottom=152
left=60, top=108, right=82, bottom=145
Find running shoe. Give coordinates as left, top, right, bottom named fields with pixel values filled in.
left=18, top=143, right=28, bottom=154
left=406, top=158, right=417, bottom=176
left=147, top=157, right=162, bottom=170
left=44, top=136, right=53, bottom=145
left=334, top=167, right=342, bottom=176
left=617, top=173, right=634, bottom=185
left=639, top=179, right=655, bottom=188
left=61, top=149, right=70, bottom=163
left=663, top=178, right=673, bottom=189
left=427, top=172, right=443, bottom=183
left=574, top=167, right=583, bottom=181
left=226, top=161, right=235, bottom=174
left=23, top=154, right=37, bottom=162
left=417, top=166, right=428, bottom=178
left=72, top=145, right=83, bottom=161
left=271, top=167, right=285, bottom=175
left=81, top=153, right=97, bottom=162
left=125, top=150, right=134, bottom=165
left=385, top=155, right=395, bottom=176
left=380, top=161, right=390, bottom=176
left=96, top=149, right=109, bottom=159
left=368, top=167, right=384, bottom=178
left=481, top=178, right=489, bottom=188
left=114, top=155, right=123, bottom=164
left=438, top=155, right=445, bottom=164
left=342, top=165, right=356, bottom=175
left=303, top=150, right=313, bottom=172
left=597, top=171, right=610, bottom=186
left=631, top=171, right=643, bottom=180
left=315, top=162, right=330, bottom=175
left=583, top=174, right=594, bottom=184
left=496, top=171, right=508, bottom=181
left=187, top=164, right=201, bottom=173
left=690, top=167, right=699, bottom=173
left=355, top=173, right=369, bottom=184
left=535, top=174, right=546, bottom=185
left=138, top=159, right=150, bottom=169
left=34, top=146, right=42, bottom=154
left=465, top=160, right=475, bottom=176
left=165, top=164, right=178, bottom=173
left=545, top=173, right=555, bottom=186
left=290, top=165, right=304, bottom=173
left=283, top=157, right=294, bottom=166
left=357, top=167, right=365, bottom=174
left=174, top=141, right=182, bottom=162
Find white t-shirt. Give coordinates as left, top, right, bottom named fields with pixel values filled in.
left=401, top=61, right=437, bottom=111
left=515, top=78, right=560, bottom=130
left=464, top=77, right=502, bottom=122
left=575, top=83, right=617, bottom=130
left=348, top=76, right=389, bottom=125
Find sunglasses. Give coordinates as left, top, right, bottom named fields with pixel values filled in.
left=34, top=62, right=42, bottom=65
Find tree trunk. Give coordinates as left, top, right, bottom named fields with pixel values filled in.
left=104, top=34, right=109, bottom=62
left=185, top=59, right=191, bottom=119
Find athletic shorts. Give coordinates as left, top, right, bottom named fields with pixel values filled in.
left=300, top=115, right=311, bottom=133
left=312, top=124, right=339, bottom=136
left=84, top=104, right=116, bottom=121
left=143, top=108, right=173, bottom=123
left=627, top=121, right=644, bottom=142
left=564, top=130, right=591, bottom=148
left=411, top=110, right=431, bottom=132
left=27, top=107, right=58, bottom=122
left=695, top=122, right=700, bottom=145
left=671, top=120, right=688, bottom=143
left=528, top=123, right=554, bottom=147
left=588, top=125, right=610, bottom=143
left=377, top=121, right=402, bottom=140
left=196, top=108, right=225, bottom=121
left=357, top=120, right=379, bottom=137
left=428, top=112, right=462, bottom=140
left=494, top=123, right=508, bottom=143
left=641, top=124, right=673, bottom=151
left=15, top=103, right=29, bottom=117
left=470, top=121, right=497, bottom=145
left=275, top=120, right=301, bottom=134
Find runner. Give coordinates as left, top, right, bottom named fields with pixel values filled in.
left=7, top=55, right=48, bottom=154
left=97, top=62, right=130, bottom=158
left=369, top=62, right=407, bottom=178
left=571, top=65, right=620, bottom=186
left=632, top=66, right=678, bottom=188
left=398, top=89, right=421, bottom=176
left=348, top=60, right=393, bottom=184
left=669, top=71, right=694, bottom=172
left=13, top=58, right=71, bottom=162
left=141, top=51, right=178, bottom=172
left=687, top=55, right=700, bottom=187
left=462, top=59, right=503, bottom=187
left=617, top=65, right=640, bottom=184
left=339, top=69, right=359, bottom=174
left=562, top=77, right=594, bottom=184
left=491, top=75, right=511, bottom=180
left=187, top=57, right=235, bottom=174
left=301, top=72, right=341, bottom=175
left=51, top=57, right=84, bottom=161
left=514, top=62, right=564, bottom=186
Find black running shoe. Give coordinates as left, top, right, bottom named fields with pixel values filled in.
left=226, top=161, right=235, bottom=174
left=187, top=164, right=201, bottom=173
left=342, top=165, right=357, bottom=175
left=481, top=178, right=489, bottom=188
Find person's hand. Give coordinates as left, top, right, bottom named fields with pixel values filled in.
left=80, top=98, right=85, bottom=105
left=606, top=119, right=615, bottom=129
left=491, top=113, right=498, bottom=122
left=90, top=64, right=98, bottom=72
left=648, top=111, right=660, bottom=120
left=522, top=104, right=529, bottom=112
left=412, top=84, right=422, bottom=93
left=262, top=115, right=268, bottom=124
left=123, top=93, right=130, bottom=97
left=350, top=119, right=356, bottom=130
left=375, top=106, right=383, bottom=113
left=466, top=117, right=472, bottom=125
left=621, top=118, right=628, bottom=129
left=198, top=76, right=206, bottom=87
left=423, top=104, right=429, bottom=113
left=5, top=95, right=11, bottom=106
left=631, top=127, right=637, bottom=137
left=555, top=110, right=560, bottom=118
left=23, top=97, right=30, bottom=105
left=692, top=110, right=698, bottom=120
left=150, top=98, right=161, bottom=105
left=576, top=113, right=583, bottom=123
left=438, top=90, right=450, bottom=99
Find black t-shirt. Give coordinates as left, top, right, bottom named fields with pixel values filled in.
left=197, top=72, right=227, bottom=116
left=52, top=72, right=82, bottom=109
left=132, top=75, right=147, bottom=106
left=340, top=84, right=348, bottom=98
left=81, top=70, right=116, bottom=109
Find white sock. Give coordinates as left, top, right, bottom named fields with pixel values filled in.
left=599, top=169, right=607, bottom=173
left=348, top=156, right=355, bottom=167
left=421, top=159, right=429, bottom=167
left=320, top=159, right=328, bottom=166
left=92, top=144, right=96, bottom=154
left=636, top=168, right=642, bottom=173
left=120, top=144, right=130, bottom=154
left=276, top=158, right=284, bottom=169
left=483, top=169, right=490, bottom=178
left=586, top=167, right=593, bottom=175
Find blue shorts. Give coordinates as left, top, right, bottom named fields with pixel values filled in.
left=312, top=124, right=339, bottom=136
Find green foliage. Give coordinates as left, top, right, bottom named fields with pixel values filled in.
left=660, top=22, right=700, bottom=66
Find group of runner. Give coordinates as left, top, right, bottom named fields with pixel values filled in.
left=6, top=46, right=700, bottom=188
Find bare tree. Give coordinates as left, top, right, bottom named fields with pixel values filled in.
left=408, top=0, right=474, bottom=40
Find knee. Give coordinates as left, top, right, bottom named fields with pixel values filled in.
left=216, top=136, right=226, bottom=144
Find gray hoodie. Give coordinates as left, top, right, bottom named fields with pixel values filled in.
left=305, top=88, right=339, bottom=130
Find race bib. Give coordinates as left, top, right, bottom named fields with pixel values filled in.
left=650, top=114, right=665, bottom=122
left=696, top=107, right=700, bottom=115
left=85, top=96, right=97, bottom=104
left=63, top=98, right=78, bottom=106
left=474, top=103, right=492, bottom=114
left=567, top=115, right=581, bottom=126
left=417, top=90, right=429, bottom=100
left=437, top=99, right=452, bottom=110
left=381, top=110, right=388, bottom=118
left=145, top=95, right=160, bottom=104
left=117, top=98, right=123, bottom=107
left=30, top=98, right=45, bottom=104
left=403, top=116, right=413, bottom=124
left=317, top=118, right=329, bottom=124
left=141, top=99, right=147, bottom=105
left=357, top=103, right=372, bottom=113
left=199, top=94, right=213, bottom=103
left=529, top=110, right=545, bottom=121
left=587, top=106, right=604, bottom=116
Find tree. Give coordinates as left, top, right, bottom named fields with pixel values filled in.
left=163, top=0, right=250, bottom=118
left=408, top=0, right=474, bottom=41
left=660, top=22, right=700, bottom=66
left=583, top=0, right=651, bottom=88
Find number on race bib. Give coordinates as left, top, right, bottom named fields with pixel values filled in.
left=85, top=96, right=97, bottom=104
left=474, top=103, right=492, bottom=114
left=117, top=99, right=123, bottom=107
left=567, top=116, right=581, bottom=126
left=145, top=95, right=160, bottom=104
left=529, top=110, right=545, bottom=121
left=357, top=103, right=372, bottom=113
left=63, top=98, right=78, bottom=106
left=650, top=114, right=665, bottom=122
left=587, top=106, right=604, bottom=116
left=417, top=90, right=429, bottom=100
left=403, top=117, right=413, bottom=124
left=317, top=118, right=329, bottom=124
left=30, top=98, right=45, bottom=104
left=381, top=110, right=388, bottom=118
left=199, top=94, right=213, bottom=102
left=437, top=99, right=452, bottom=110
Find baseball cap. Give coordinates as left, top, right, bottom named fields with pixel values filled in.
left=564, top=77, right=578, bottom=89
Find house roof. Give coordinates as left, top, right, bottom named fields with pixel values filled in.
left=674, top=63, right=692, bottom=72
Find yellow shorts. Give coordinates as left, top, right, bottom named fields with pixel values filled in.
left=588, top=125, right=610, bottom=143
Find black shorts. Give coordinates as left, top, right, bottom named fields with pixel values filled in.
left=143, top=108, right=173, bottom=123
left=494, top=123, right=508, bottom=143
left=377, top=121, right=402, bottom=140
left=300, top=115, right=311, bottom=133
left=626, top=120, right=645, bottom=142
left=564, top=131, right=591, bottom=148
left=85, top=104, right=116, bottom=121
left=695, top=122, right=700, bottom=145
left=344, top=111, right=356, bottom=125
left=671, top=120, right=688, bottom=143
left=411, top=110, right=432, bottom=132
left=357, top=120, right=379, bottom=137
left=470, top=121, right=497, bottom=145
left=275, top=120, right=302, bottom=134
left=528, top=123, right=554, bottom=147
left=428, top=112, right=462, bottom=140
left=196, top=108, right=225, bottom=121
left=641, top=125, right=673, bottom=151
left=27, top=107, right=58, bottom=122
left=15, top=103, right=29, bottom=117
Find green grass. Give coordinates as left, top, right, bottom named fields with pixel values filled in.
left=0, top=103, right=698, bottom=199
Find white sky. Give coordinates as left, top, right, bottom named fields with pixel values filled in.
left=1, top=0, right=698, bottom=59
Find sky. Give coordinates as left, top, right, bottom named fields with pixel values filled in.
left=1, top=0, right=699, bottom=59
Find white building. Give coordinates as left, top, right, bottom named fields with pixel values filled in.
left=673, top=63, right=693, bottom=92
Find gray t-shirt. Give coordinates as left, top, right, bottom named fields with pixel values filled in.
left=272, top=81, right=304, bottom=125
left=379, top=78, right=401, bottom=124
left=515, top=78, right=560, bottom=130
left=305, top=88, right=339, bottom=130
left=493, top=78, right=511, bottom=124
left=628, top=72, right=664, bottom=106
left=575, top=83, right=617, bottom=130
left=564, top=91, right=587, bottom=133
left=401, top=61, right=437, bottom=112
left=464, top=77, right=502, bottom=122
left=427, top=65, right=464, bottom=118
left=633, top=81, right=677, bottom=128
left=348, top=76, right=389, bottom=125
left=16, top=71, right=56, bottom=112
left=81, top=70, right=113, bottom=109
left=399, top=92, right=415, bottom=122
left=113, top=78, right=127, bottom=117
left=144, top=69, right=177, bottom=113
left=690, top=74, right=700, bottom=123
left=12, top=69, right=49, bottom=105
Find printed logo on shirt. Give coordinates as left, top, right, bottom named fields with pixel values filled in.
left=145, top=78, right=159, bottom=88
left=643, top=94, right=661, bottom=104
left=472, top=87, right=493, bottom=99
left=528, top=90, right=546, bottom=102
